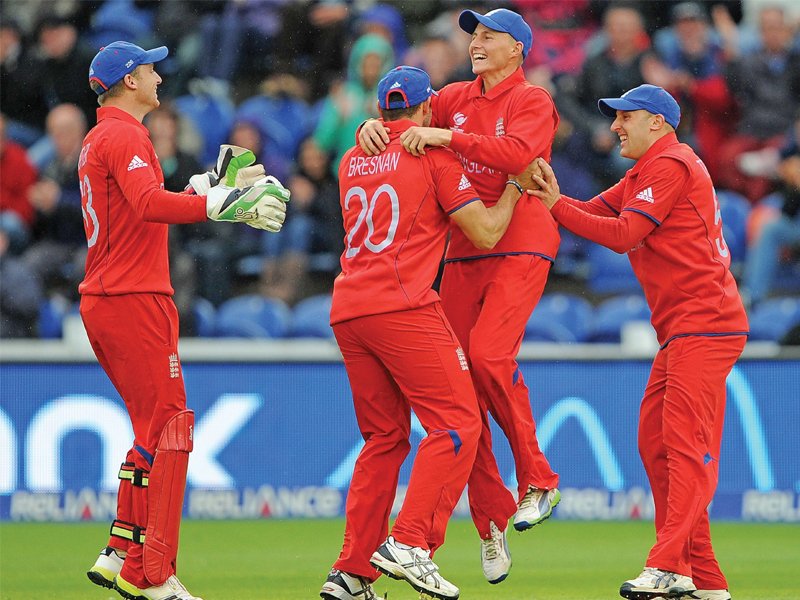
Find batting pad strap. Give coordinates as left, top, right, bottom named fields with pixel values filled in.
left=143, top=409, right=194, bottom=585
left=118, top=462, right=150, bottom=487
left=110, top=519, right=146, bottom=544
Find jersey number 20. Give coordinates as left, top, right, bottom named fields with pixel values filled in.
left=344, top=184, right=399, bottom=258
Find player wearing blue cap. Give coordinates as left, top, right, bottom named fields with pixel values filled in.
left=81, top=41, right=290, bottom=600
left=359, top=8, right=560, bottom=586
left=529, top=84, right=747, bottom=600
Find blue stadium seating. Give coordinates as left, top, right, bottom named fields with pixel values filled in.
left=290, top=294, right=334, bottom=339
left=174, top=92, right=236, bottom=167
left=747, top=297, right=800, bottom=342
left=38, top=297, right=71, bottom=339
left=716, top=189, right=750, bottom=265
left=589, top=295, right=651, bottom=343
left=235, top=95, right=312, bottom=163
left=586, top=244, right=640, bottom=294
left=192, top=297, right=217, bottom=338
left=525, top=293, right=594, bottom=343
left=215, top=295, right=292, bottom=338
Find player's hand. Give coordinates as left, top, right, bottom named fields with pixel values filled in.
left=400, top=127, right=452, bottom=157
left=187, top=145, right=265, bottom=195
left=206, top=176, right=291, bottom=233
left=526, top=159, right=561, bottom=210
left=512, top=159, right=545, bottom=191
left=358, top=119, right=390, bottom=156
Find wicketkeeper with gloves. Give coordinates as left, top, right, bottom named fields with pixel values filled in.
left=80, top=41, right=289, bottom=600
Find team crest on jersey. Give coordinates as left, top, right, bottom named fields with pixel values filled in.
left=495, top=117, right=505, bottom=137
left=452, top=112, right=467, bottom=132
left=635, top=187, right=655, bottom=203
left=456, top=347, right=469, bottom=371
left=458, top=174, right=472, bottom=191
left=169, top=353, right=180, bottom=379
left=127, top=155, right=148, bottom=171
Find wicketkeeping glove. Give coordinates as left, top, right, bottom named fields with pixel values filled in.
left=206, top=176, right=291, bottom=233
left=187, top=145, right=266, bottom=195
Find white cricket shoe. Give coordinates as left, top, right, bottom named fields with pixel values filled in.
left=513, top=486, right=561, bottom=531
left=87, top=546, right=124, bottom=589
left=114, top=573, right=203, bottom=600
left=480, top=521, right=511, bottom=584
left=619, top=567, right=696, bottom=599
left=689, top=591, right=731, bottom=600
left=320, top=568, right=377, bottom=600
left=370, top=536, right=459, bottom=600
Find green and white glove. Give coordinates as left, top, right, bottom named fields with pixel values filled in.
left=206, top=176, right=291, bottom=233
left=188, top=145, right=266, bottom=195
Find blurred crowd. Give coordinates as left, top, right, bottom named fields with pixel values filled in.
left=1, top=0, right=799, bottom=340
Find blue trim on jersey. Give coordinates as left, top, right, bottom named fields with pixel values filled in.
left=134, top=445, right=154, bottom=466
left=598, top=194, right=620, bottom=215
left=512, top=367, right=520, bottom=386
left=444, top=251, right=555, bottom=264
left=448, top=197, right=480, bottom=215
left=623, top=207, right=661, bottom=226
left=660, top=331, right=749, bottom=350
left=448, top=430, right=463, bottom=456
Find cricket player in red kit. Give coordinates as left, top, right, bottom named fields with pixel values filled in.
left=322, top=66, right=541, bottom=600
left=80, top=41, right=290, bottom=600
left=360, top=9, right=560, bottom=584
left=530, top=84, right=748, bottom=600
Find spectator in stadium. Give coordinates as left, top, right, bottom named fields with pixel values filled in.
left=717, top=5, right=800, bottom=202
left=360, top=7, right=561, bottom=587
left=556, top=3, right=653, bottom=186
left=530, top=84, right=747, bottom=600
left=645, top=2, right=736, bottom=180
left=0, top=113, right=38, bottom=254
left=741, top=115, right=800, bottom=309
left=0, top=228, right=43, bottom=338
left=356, top=3, right=409, bottom=63
left=0, top=18, right=46, bottom=146
left=24, top=104, right=88, bottom=297
left=313, top=33, right=394, bottom=178
left=80, top=40, right=288, bottom=600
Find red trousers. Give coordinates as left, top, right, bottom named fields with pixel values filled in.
left=80, top=293, right=187, bottom=588
left=332, top=304, right=481, bottom=580
left=439, top=255, right=559, bottom=538
left=639, top=335, right=746, bottom=588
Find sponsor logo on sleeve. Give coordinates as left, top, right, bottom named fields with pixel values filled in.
left=127, top=155, right=148, bottom=171
left=634, top=187, right=654, bottom=203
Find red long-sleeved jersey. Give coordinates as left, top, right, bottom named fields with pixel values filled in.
left=551, top=133, right=748, bottom=346
left=433, top=68, right=560, bottom=262
left=78, top=107, right=207, bottom=296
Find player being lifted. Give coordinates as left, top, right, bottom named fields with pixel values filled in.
left=360, top=8, right=560, bottom=584
left=80, top=42, right=290, bottom=600
left=528, top=84, right=748, bottom=600
left=321, top=66, right=542, bottom=600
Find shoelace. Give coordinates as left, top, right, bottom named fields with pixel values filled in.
left=518, top=487, right=538, bottom=509
left=482, top=531, right=502, bottom=561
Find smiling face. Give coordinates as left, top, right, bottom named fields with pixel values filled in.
left=468, top=23, right=520, bottom=76
left=131, top=63, right=162, bottom=111
left=610, top=109, right=660, bottom=159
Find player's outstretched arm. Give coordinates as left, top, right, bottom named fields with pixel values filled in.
left=206, top=176, right=291, bottom=233
left=358, top=119, right=391, bottom=156
left=187, top=144, right=266, bottom=195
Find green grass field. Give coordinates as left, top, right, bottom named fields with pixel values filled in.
left=1, top=519, right=797, bottom=599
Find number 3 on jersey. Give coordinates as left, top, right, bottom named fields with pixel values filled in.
left=80, top=174, right=100, bottom=248
left=344, top=184, right=400, bottom=258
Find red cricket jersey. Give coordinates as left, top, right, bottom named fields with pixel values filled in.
left=78, top=107, right=207, bottom=296
left=553, top=133, right=748, bottom=345
left=331, top=119, right=479, bottom=325
left=433, top=68, right=560, bottom=262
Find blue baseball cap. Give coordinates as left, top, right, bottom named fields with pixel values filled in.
left=378, top=66, right=436, bottom=110
left=458, top=8, right=533, bottom=58
left=598, top=84, right=681, bottom=129
left=89, top=41, right=168, bottom=95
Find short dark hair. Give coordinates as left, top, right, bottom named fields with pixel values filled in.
left=93, top=65, right=142, bottom=103
left=379, top=91, right=421, bottom=121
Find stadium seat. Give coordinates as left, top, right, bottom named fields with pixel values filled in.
left=192, top=297, right=217, bottom=338
left=589, top=295, right=651, bottom=343
left=525, top=293, right=594, bottom=343
left=587, top=244, right=640, bottom=294
left=716, top=189, right=750, bottom=265
left=215, top=295, right=292, bottom=339
left=290, top=294, right=334, bottom=339
left=38, top=297, right=71, bottom=339
left=174, top=91, right=236, bottom=167
left=747, top=297, right=800, bottom=342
